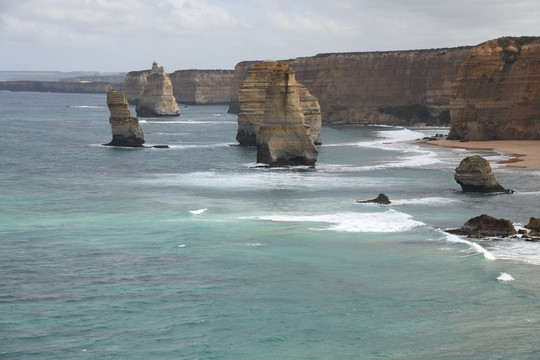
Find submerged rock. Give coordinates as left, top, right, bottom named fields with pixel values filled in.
left=356, top=194, right=391, bottom=205
left=105, top=89, right=145, bottom=147
left=254, top=61, right=318, bottom=166
left=454, top=155, right=511, bottom=193
left=447, top=214, right=516, bottom=238
left=136, top=61, right=180, bottom=117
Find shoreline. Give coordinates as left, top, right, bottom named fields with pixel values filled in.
left=423, top=139, right=540, bottom=169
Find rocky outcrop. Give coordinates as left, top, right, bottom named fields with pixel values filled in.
left=250, top=61, right=318, bottom=166
left=135, top=62, right=180, bottom=117
left=356, top=194, right=391, bottom=205
left=0, top=80, right=114, bottom=94
left=229, top=47, right=471, bottom=125
left=237, top=61, right=322, bottom=146
left=105, top=90, right=145, bottom=147
left=447, top=214, right=517, bottom=238
left=454, top=155, right=510, bottom=193
left=169, top=70, right=234, bottom=104
left=448, top=37, right=540, bottom=140
left=525, top=217, right=540, bottom=231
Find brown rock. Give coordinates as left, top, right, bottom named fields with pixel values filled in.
left=105, top=90, right=145, bottom=147
left=454, top=155, right=510, bottom=193
left=252, top=61, right=318, bottom=166
left=447, top=214, right=516, bottom=238
left=169, top=70, right=234, bottom=104
left=121, top=70, right=150, bottom=104
left=136, top=62, right=180, bottom=117
left=448, top=37, right=540, bottom=140
left=236, top=61, right=322, bottom=146
left=229, top=47, right=470, bottom=125
left=525, top=217, right=540, bottom=231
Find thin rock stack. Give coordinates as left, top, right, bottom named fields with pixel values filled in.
left=105, top=89, right=145, bottom=147
left=136, top=61, right=180, bottom=117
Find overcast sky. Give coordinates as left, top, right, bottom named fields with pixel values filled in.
left=1, top=0, right=539, bottom=72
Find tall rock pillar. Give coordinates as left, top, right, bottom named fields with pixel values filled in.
left=105, top=89, right=145, bottom=147
left=255, top=62, right=318, bottom=166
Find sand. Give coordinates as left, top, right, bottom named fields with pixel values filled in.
left=425, top=139, right=540, bottom=169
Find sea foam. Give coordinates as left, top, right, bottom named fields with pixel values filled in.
left=443, top=232, right=496, bottom=260
left=252, top=209, right=424, bottom=233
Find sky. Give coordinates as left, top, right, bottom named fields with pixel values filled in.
left=1, top=0, right=540, bottom=72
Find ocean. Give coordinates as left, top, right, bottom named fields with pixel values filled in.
left=1, top=91, right=540, bottom=359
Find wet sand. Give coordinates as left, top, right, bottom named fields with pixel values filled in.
left=425, top=139, right=540, bottom=169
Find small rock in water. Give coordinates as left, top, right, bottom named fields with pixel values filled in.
left=356, top=193, right=391, bottom=205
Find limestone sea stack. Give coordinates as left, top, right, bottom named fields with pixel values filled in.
left=135, top=62, right=180, bottom=117
left=105, top=89, right=145, bottom=147
left=237, top=60, right=322, bottom=146
left=454, top=155, right=510, bottom=193
left=254, top=61, right=318, bottom=166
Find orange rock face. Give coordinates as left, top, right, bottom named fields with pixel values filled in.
left=448, top=37, right=540, bottom=140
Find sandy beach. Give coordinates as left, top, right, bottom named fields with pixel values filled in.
left=425, top=139, right=540, bottom=169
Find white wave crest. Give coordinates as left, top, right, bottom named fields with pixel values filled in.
left=249, top=210, right=425, bottom=233
left=390, top=197, right=461, bottom=206
left=443, top=232, right=496, bottom=260
left=497, top=272, right=515, bottom=281
left=189, top=208, right=207, bottom=215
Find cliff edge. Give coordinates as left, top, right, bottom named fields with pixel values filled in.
left=448, top=37, right=540, bottom=140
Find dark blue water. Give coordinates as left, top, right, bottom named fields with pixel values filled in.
left=1, top=91, right=540, bottom=359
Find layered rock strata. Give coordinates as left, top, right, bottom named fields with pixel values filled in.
left=229, top=47, right=471, bottom=125
left=105, top=90, right=145, bottom=147
left=135, top=62, right=180, bottom=117
left=121, top=70, right=150, bottom=104
left=237, top=61, right=322, bottom=146
left=121, top=69, right=234, bottom=105
left=448, top=37, right=540, bottom=140
left=169, top=70, right=234, bottom=104
left=250, top=61, right=318, bottom=166
left=454, top=155, right=509, bottom=193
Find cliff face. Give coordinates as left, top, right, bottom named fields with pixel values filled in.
left=229, top=48, right=471, bottom=125
left=169, top=70, right=234, bottom=104
left=237, top=61, right=322, bottom=146
left=448, top=37, right=540, bottom=140
left=121, top=70, right=150, bottom=104
left=135, top=62, right=180, bottom=117
left=122, top=69, right=234, bottom=105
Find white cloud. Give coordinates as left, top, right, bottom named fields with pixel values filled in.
left=1, top=0, right=540, bottom=71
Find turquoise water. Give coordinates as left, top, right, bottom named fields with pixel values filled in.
left=1, top=91, right=540, bottom=359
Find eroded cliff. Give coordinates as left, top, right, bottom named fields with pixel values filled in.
left=169, top=70, right=234, bottom=104
left=122, top=69, right=234, bottom=105
left=448, top=37, right=540, bottom=140
left=229, top=48, right=471, bottom=125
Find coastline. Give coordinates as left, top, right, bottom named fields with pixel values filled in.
left=424, top=139, right=540, bottom=169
